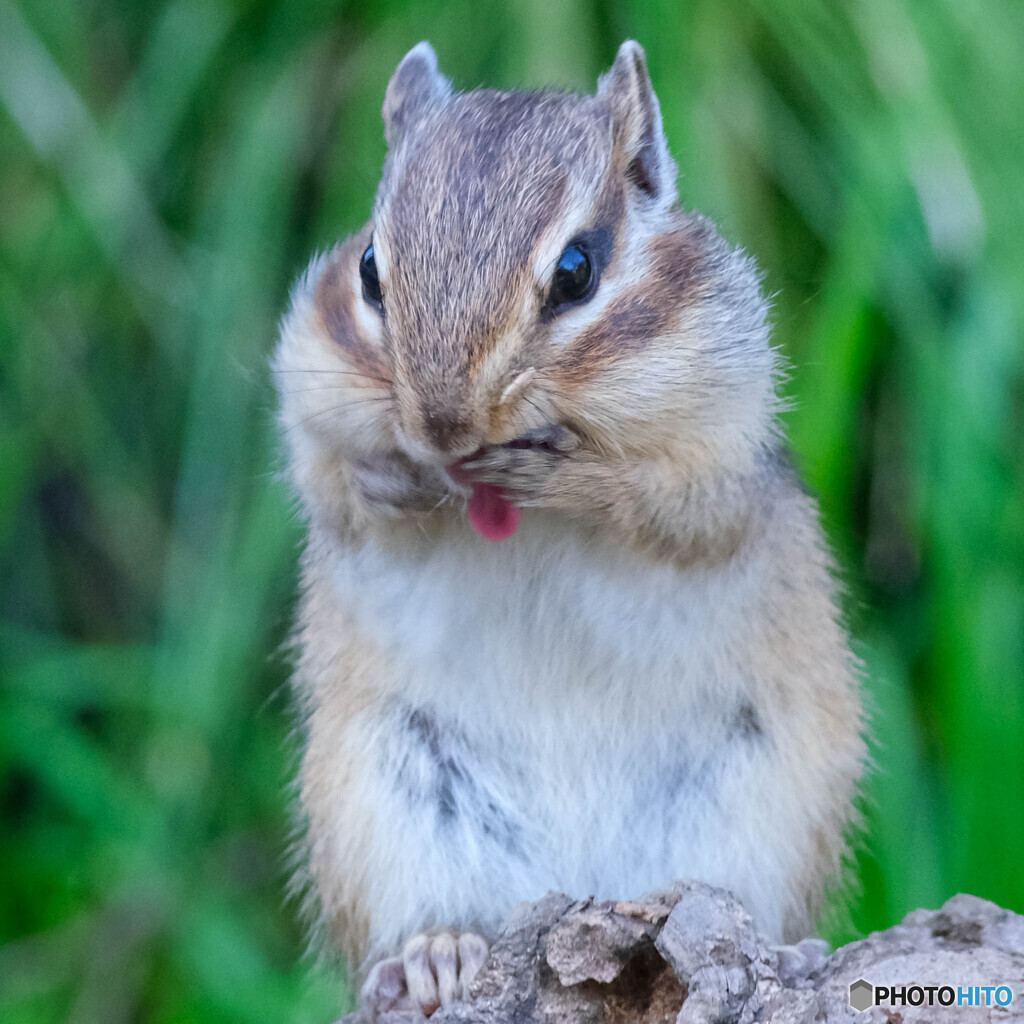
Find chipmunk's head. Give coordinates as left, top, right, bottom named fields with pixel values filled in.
left=369, top=40, right=689, bottom=463
left=276, top=41, right=776, bottom=503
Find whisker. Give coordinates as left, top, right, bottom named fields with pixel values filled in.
left=521, top=394, right=549, bottom=422
left=530, top=381, right=563, bottom=417
left=282, top=397, right=392, bottom=437
left=279, top=384, right=391, bottom=397
left=429, top=493, right=453, bottom=514
left=271, top=368, right=394, bottom=386
left=512, top=401, right=536, bottom=436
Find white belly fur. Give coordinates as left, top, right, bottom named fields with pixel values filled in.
left=327, top=512, right=806, bottom=955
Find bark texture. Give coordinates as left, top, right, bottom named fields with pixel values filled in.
left=342, top=882, right=1024, bottom=1023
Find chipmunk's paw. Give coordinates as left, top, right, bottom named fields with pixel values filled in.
left=361, top=931, right=489, bottom=1020
left=353, top=452, right=450, bottom=517
left=461, top=426, right=577, bottom=504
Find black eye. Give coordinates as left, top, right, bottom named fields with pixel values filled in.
left=548, top=243, right=594, bottom=310
left=360, top=242, right=383, bottom=309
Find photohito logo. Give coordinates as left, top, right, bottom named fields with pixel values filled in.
left=848, top=979, right=1014, bottom=1012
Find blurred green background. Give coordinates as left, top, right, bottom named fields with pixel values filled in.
left=1, top=0, right=1022, bottom=1020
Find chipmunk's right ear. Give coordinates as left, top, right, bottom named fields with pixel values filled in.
left=383, top=42, right=452, bottom=148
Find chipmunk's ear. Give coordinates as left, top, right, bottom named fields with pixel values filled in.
left=598, top=41, right=676, bottom=203
left=383, top=42, right=452, bottom=148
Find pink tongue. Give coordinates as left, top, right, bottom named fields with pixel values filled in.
left=467, top=484, right=522, bottom=541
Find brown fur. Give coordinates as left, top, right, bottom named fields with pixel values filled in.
left=274, top=40, right=864, bottom=1006
left=314, top=232, right=391, bottom=384
left=552, top=225, right=708, bottom=381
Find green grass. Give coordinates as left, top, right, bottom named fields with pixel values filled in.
left=1, top=1, right=1022, bottom=1020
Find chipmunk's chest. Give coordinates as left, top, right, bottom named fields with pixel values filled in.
left=333, top=511, right=747, bottom=719
left=328, top=513, right=778, bottom=938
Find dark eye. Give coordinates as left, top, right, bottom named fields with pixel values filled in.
left=548, top=243, right=594, bottom=309
left=360, top=242, right=383, bottom=309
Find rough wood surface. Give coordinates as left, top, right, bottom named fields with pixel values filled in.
left=341, top=882, right=1024, bottom=1023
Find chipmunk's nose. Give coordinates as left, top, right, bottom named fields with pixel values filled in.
left=421, top=407, right=473, bottom=453
left=395, top=403, right=481, bottom=465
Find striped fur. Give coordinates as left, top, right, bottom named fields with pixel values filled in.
left=273, top=39, right=865, bottom=1008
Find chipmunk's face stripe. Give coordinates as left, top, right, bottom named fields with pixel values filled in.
left=314, top=236, right=391, bottom=383
left=551, top=225, right=708, bottom=385
left=592, top=181, right=626, bottom=273
left=555, top=294, right=665, bottom=373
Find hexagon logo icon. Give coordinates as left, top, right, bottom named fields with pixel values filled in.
left=849, top=978, right=874, bottom=1012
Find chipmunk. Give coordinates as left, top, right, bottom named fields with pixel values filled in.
left=274, top=40, right=864, bottom=1019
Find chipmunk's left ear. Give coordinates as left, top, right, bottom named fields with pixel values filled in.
left=598, top=41, right=676, bottom=204
left=384, top=42, right=452, bottom=148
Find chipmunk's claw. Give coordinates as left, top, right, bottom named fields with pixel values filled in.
left=361, top=932, right=489, bottom=1020
left=353, top=452, right=451, bottom=516
left=458, top=424, right=576, bottom=502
